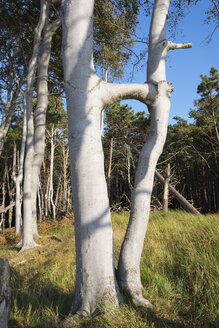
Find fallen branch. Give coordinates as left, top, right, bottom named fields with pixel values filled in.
left=124, top=136, right=201, bottom=215
left=0, top=202, right=15, bottom=214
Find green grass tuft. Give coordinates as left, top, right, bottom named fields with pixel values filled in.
left=0, top=211, right=218, bottom=327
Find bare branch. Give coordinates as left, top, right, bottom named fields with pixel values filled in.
left=100, top=81, right=157, bottom=108
left=167, top=41, right=192, bottom=51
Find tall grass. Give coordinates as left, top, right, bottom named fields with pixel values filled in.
left=0, top=211, right=218, bottom=327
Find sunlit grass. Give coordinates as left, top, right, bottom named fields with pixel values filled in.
left=0, top=211, right=218, bottom=327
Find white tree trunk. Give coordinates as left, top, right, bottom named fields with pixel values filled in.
left=61, top=0, right=156, bottom=317
left=21, top=0, right=48, bottom=252
left=31, top=14, right=61, bottom=237
left=117, top=0, right=191, bottom=307
left=62, top=0, right=121, bottom=315
left=48, top=127, right=56, bottom=219
left=0, top=85, right=21, bottom=156
left=14, top=97, right=27, bottom=234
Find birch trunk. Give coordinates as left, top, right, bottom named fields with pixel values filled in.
left=21, top=0, right=48, bottom=252
left=117, top=0, right=192, bottom=307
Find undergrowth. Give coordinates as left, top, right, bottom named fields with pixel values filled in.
left=0, top=211, right=218, bottom=327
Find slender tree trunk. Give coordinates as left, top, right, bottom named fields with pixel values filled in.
left=163, top=163, right=170, bottom=211
left=155, top=170, right=200, bottom=214
left=0, top=86, right=21, bottom=156
left=15, top=97, right=27, bottom=234
left=21, top=0, right=48, bottom=252
left=62, top=138, right=68, bottom=212
left=126, top=144, right=133, bottom=193
left=48, top=127, right=56, bottom=219
left=117, top=0, right=192, bottom=307
left=55, top=174, right=62, bottom=209
left=1, top=162, right=7, bottom=231
left=107, top=137, right=113, bottom=201
left=31, top=13, right=61, bottom=236
left=45, top=174, right=50, bottom=218
left=211, top=105, right=219, bottom=144
left=37, top=185, right=42, bottom=222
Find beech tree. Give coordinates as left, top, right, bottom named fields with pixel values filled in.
left=61, top=0, right=191, bottom=318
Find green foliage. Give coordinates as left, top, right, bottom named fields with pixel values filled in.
left=1, top=211, right=218, bottom=327
left=158, top=68, right=219, bottom=213
left=190, top=67, right=219, bottom=129
left=94, top=0, right=139, bottom=80
left=103, top=103, right=150, bottom=207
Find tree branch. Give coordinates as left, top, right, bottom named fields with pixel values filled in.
left=100, top=81, right=157, bottom=108
left=167, top=41, right=192, bottom=51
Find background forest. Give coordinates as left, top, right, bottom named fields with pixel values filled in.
left=0, top=0, right=219, bottom=327
left=1, top=66, right=218, bottom=229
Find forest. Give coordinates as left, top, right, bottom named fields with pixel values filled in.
left=0, top=0, right=218, bottom=327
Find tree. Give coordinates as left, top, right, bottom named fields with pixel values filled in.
left=191, top=67, right=219, bottom=143
left=21, top=0, right=61, bottom=251
left=158, top=70, right=219, bottom=214
left=61, top=0, right=191, bottom=318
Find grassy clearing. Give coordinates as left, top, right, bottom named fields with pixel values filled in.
left=0, top=211, right=218, bottom=327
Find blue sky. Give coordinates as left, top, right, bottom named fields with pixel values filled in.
left=121, top=1, right=219, bottom=125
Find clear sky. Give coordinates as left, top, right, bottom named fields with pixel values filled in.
left=121, top=1, right=219, bottom=125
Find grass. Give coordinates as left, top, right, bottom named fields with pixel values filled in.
left=0, top=211, right=218, bottom=327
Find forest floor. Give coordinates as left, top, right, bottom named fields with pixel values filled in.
left=0, top=211, right=218, bottom=328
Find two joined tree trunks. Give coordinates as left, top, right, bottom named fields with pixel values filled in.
left=62, top=0, right=191, bottom=318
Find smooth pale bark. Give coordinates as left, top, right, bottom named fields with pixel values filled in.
left=21, top=0, right=48, bottom=252
left=0, top=86, right=21, bottom=156
left=62, top=139, right=69, bottom=212
left=62, top=0, right=158, bottom=317
left=117, top=0, right=192, bottom=307
left=163, top=163, right=170, bottom=211
left=126, top=144, right=133, bottom=193
left=15, top=98, right=27, bottom=234
left=62, top=0, right=121, bottom=316
left=48, top=127, right=56, bottom=219
left=31, top=15, right=61, bottom=237
left=107, top=137, right=113, bottom=200
left=0, top=105, right=14, bottom=156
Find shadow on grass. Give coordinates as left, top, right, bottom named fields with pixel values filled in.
left=8, top=266, right=73, bottom=328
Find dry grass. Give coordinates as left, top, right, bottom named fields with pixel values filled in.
left=0, top=211, right=218, bottom=327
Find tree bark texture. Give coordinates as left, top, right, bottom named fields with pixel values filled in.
left=62, top=0, right=191, bottom=317
left=21, top=0, right=48, bottom=252
left=117, top=0, right=192, bottom=307
left=15, top=97, right=27, bottom=234
left=163, top=163, right=170, bottom=211
left=31, top=14, right=61, bottom=236
left=62, top=0, right=121, bottom=315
